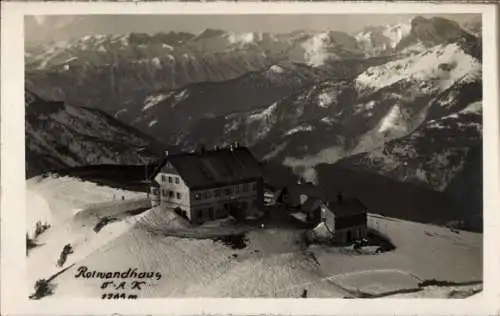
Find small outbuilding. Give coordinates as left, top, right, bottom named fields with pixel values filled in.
left=315, top=193, right=368, bottom=244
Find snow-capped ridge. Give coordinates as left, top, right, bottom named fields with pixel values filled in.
left=355, top=20, right=412, bottom=56
left=355, top=43, right=481, bottom=95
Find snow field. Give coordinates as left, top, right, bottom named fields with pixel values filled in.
left=51, top=227, right=345, bottom=298
left=26, top=176, right=148, bottom=290
left=312, top=214, right=481, bottom=284
left=326, top=269, right=421, bottom=296
left=27, top=176, right=482, bottom=299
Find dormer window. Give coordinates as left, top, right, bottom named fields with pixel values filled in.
left=161, top=175, right=167, bottom=182
left=175, top=177, right=180, bottom=184
left=168, top=176, right=173, bottom=183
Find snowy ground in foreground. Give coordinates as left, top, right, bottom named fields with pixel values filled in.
left=26, top=176, right=147, bottom=292
left=26, top=176, right=482, bottom=299
left=312, top=214, right=482, bottom=284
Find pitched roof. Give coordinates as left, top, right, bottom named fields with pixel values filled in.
left=152, top=146, right=263, bottom=189
left=326, top=198, right=367, bottom=217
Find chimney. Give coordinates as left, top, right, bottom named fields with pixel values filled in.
left=337, top=192, right=343, bottom=204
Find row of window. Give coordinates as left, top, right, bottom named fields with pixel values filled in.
left=192, top=200, right=257, bottom=220
left=161, top=174, right=180, bottom=184
left=155, top=188, right=182, bottom=200
left=193, top=182, right=257, bottom=201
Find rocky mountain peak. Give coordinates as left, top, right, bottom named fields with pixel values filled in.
left=397, top=16, right=475, bottom=52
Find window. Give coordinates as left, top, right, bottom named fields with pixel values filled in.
left=162, top=189, right=167, bottom=197
left=161, top=175, right=167, bottom=182
left=252, top=182, right=257, bottom=191
left=175, top=177, right=180, bottom=184
left=214, top=189, right=221, bottom=198
left=169, top=191, right=174, bottom=198
left=176, top=192, right=182, bottom=199
left=168, top=176, right=173, bottom=183
left=234, top=185, right=240, bottom=194
left=225, top=187, right=232, bottom=196
left=194, top=193, right=201, bottom=200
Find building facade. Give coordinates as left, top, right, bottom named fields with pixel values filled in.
left=149, top=146, right=264, bottom=224
left=318, top=199, right=368, bottom=244
left=278, top=184, right=368, bottom=244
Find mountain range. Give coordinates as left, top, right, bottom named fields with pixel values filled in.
left=25, top=89, right=165, bottom=178
left=25, top=16, right=483, bottom=231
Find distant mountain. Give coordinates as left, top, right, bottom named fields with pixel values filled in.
left=355, top=22, right=412, bottom=57
left=170, top=40, right=481, bottom=179
left=355, top=16, right=480, bottom=57
left=334, top=101, right=482, bottom=191
left=133, top=57, right=395, bottom=144
left=317, top=101, right=482, bottom=231
left=25, top=90, right=166, bottom=178
left=460, top=15, right=482, bottom=38
left=25, top=28, right=368, bottom=123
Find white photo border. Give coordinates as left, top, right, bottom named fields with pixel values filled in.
left=1, top=2, right=499, bottom=315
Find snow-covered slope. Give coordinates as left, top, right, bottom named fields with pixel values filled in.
left=354, top=43, right=481, bottom=96
left=25, top=90, right=164, bottom=178
left=26, top=176, right=147, bottom=290
left=26, top=175, right=481, bottom=299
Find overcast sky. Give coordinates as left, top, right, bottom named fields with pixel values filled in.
left=25, top=13, right=479, bottom=43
